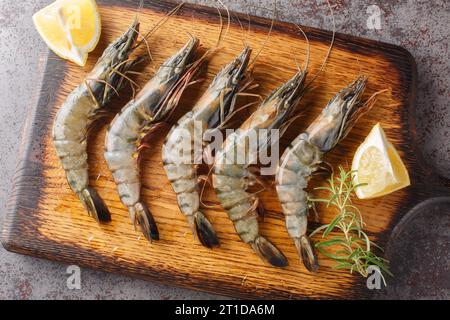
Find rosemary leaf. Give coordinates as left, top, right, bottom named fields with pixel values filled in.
left=323, top=215, right=342, bottom=237
left=311, top=166, right=391, bottom=282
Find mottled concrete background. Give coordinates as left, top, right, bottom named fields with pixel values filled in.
left=0, top=0, right=448, bottom=299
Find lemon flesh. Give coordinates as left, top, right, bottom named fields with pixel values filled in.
left=352, top=123, right=410, bottom=199
left=33, top=0, right=101, bottom=66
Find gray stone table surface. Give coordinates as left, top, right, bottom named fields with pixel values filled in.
left=0, top=0, right=448, bottom=299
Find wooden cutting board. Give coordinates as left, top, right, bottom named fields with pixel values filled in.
left=3, top=0, right=441, bottom=299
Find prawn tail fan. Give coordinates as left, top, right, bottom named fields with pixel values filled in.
left=134, top=202, right=160, bottom=241
left=252, top=236, right=289, bottom=268
left=194, top=211, right=220, bottom=248
left=294, top=235, right=319, bottom=273
left=80, top=187, right=111, bottom=223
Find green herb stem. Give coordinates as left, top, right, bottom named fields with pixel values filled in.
left=310, top=166, right=392, bottom=284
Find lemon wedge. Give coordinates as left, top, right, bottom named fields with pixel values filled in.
left=33, top=0, right=101, bottom=66
left=352, top=123, right=410, bottom=199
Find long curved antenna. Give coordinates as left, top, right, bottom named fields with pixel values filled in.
left=290, top=45, right=302, bottom=72
left=130, top=25, right=153, bottom=60
left=214, top=6, right=224, bottom=48
left=358, top=89, right=388, bottom=117
left=134, top=2, right=185, bottom=50
left=197, top=0, right=230, bottom=61
left=233, top=13, right=248, bottom=47
left=249, top=0, right=277, bottom=67
left=295, top=25, right=310, bottom=72
left=216, top=0, right=231, bottom=47
left=246, top=13, right=252, bottom=45
left=135, top=0, right=144, bottom=20
left=305, top=0, right=336, bottom=87
left=246, top=13, right=251, bottom=45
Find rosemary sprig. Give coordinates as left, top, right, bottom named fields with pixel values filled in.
left=310, top=166, right=392, bottom=284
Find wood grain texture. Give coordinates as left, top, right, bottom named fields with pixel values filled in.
left=1, top=0, right=436, bottom=299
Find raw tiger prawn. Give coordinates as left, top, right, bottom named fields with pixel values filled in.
left=52, top=2, right=184, bottom=223
left=275, top=76, right=378, bottom=272
left=162, top=46, right=253, bottom=248
left=53, top=19, right=141, bottom=223
left=104, top=36, right=204, bottom=241
left=212, top=69, right=309, bottom=267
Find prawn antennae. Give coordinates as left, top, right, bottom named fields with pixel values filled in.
left=305, top=0, right=335, bottom=87
left=249, top=0, right=276, bottom=67
left=213, top=5, right=224, bottom=50
left=345, top=88, right=388, bottom=132
left=135, top=0, right=144, bottom=20
left=294, top=25, right=310, bottom=72
left=233, top=13, right=247, bottom=47
left=134, top=2, right=185, bottom=50
left=130, top=26, right=153, bottom=61
left=216, top=0, right=231, bottom=48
